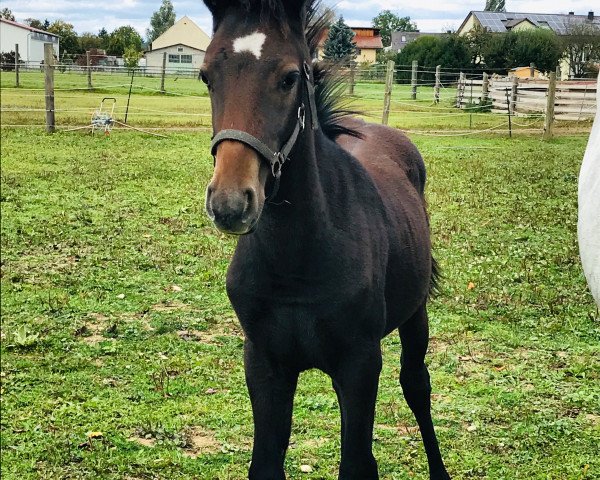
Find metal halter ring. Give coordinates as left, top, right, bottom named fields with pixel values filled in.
left=271, top=154, right=284, bottom=178
left=298, top=104, right=306, bottom=131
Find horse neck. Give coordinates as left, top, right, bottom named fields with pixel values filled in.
left=246, top=128, right=334, bottom=259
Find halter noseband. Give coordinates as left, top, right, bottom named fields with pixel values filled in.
left=210, top=61, right=319, bottom=202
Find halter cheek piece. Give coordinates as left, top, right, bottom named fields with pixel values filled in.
left=210, top=61, right=319, bottom=202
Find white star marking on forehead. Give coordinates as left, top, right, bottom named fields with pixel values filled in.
left=233, top=31, right=267, bottom=59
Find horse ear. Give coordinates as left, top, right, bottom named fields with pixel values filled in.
left=203, top=0, right=234, bottom=29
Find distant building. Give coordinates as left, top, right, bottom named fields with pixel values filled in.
left=145, top=16, right=211, bottom=73
left=457, top=10, right=599, bottom=36
left=352, top=27, right=383, bottom=63
left=508, top=66, right=545, bottom=79
left=316, top=26, right=383, bottom=64
left=391, top=31, right=447, bottom=52
left=0, top=18, right=59, bottom=63
left=457, top=10, right=600, bottom=79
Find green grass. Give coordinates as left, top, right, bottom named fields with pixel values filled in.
left=1, top=127, right=598, bottom=479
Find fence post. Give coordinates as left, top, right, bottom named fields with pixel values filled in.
left=434, top=65, right=441, bottom=104
left=411, top=60, right=418, bottom=100
left=482, top=72, right=489, bottom=105
left=15, top=43, right=20, bottom=87
left=529, top=62, right=535, bottom=79
left=510, top=75, right=518, bottom=114
left=44, top=43, right=55, bottom=133
left=456, top=72, right=465, bottom=107
left=348, top=61, right=355, bottom=95
left=543, top=72, right=557, bottom=140
left=86, top=51, right=92, bottom=90
left=160, top=52, right=167, bottom=94
left=382, top=60, right=395, bottom=125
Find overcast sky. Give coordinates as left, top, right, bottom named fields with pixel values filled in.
left=5, top=0, right=598, bottom=37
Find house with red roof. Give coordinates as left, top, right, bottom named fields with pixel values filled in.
left=316, top=26, right=383, bottom=64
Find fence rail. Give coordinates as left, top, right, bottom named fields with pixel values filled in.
left=457, top=75, right=597, bottom=121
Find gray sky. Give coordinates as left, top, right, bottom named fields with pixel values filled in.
left=5, top=0, right=599, bottom=37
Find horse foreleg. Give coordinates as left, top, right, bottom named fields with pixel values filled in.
left=244, top=341, right=298, bottom=480
left=331, top=343, right=382, bottom=480
left=399, top=306, right=450, bottom=480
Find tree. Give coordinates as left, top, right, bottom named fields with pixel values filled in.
left=1, top=50, right=21, bottom=71
left=147, top=0, right=176, bottom=43
left=47, top=20, right=80, bottom=55
left=482, top=29, right=563, bottom=73
left=395, top=34, right=470, bottom=83
left=323, top=17, right=356, bottom=62
left=98, top=28, right=110, bottom=50
left=465, top=24, right=492, bottom=68
left=373, top=10, right=417, bottom=48
left=484, top=0, right=506, bottom=12
left=562, top=22, right=600, bottom=78
left=123, top=46, right=143, bottom=71
left=79, top=33, right=103, bottom=52
left=1, top=8, right=15, bottom=21
left=24, top=18, right=42, bottom=29
left=107, top=26, right=143, bottom=56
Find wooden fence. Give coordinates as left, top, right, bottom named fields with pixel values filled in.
left=456, top=75, right=597, bottom=121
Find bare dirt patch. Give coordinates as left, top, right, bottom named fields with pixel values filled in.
left=181, top=427, right=220, bottom=457
left=128, top=436, right=156, bottom=448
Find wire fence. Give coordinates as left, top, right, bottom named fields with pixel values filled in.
left=0, top=61, right=595, bottom=139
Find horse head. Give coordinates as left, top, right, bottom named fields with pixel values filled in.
left=203, top=0, right=313, bottom=234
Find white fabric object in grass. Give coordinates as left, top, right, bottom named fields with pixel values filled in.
left=578, top=73, right=600, bottom=307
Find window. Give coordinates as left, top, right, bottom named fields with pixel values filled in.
left=168, top=54, right=180, bottom=63
left=177, top=47, right=184, bottom=52
left=180, top=54, right=192, bottom=63
left=402, top=35, right=406, bottom=42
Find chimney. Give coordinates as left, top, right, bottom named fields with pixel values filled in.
left=588, top=11, right=594, bottom=20
left=568, top=11, right=574, bottom=15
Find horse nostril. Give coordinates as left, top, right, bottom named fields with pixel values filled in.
left=242, top=188, right=256, bottom=223
left=244, top=188, right=255, bottom=206
left=205, top=185, right=216, bottom=220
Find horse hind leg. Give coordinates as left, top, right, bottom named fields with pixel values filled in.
left=399, top=305, right=450, bottom=480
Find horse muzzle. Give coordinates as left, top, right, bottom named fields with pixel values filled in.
left=205, top=185, right=259, bottom=235
left=205, top=140, right=266, bottom=235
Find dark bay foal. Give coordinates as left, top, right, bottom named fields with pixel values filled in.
left=201, top=1, right=450, bottom=478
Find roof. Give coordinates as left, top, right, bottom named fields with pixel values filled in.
left=0, top=18, right=58, bottom=37
left=146, top=43, right=205, bottom=53
left=317, top=27, right=383, bottom=49
left=504, top=18, right=536, bottom=28
left=151, top=16, right=211, bottom=52
left=354, top=36, right=383, bottom=49
left=460, top=11, right=600, bottom=35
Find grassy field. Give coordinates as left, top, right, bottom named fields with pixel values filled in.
left=1, top=71, right=599, bottom=479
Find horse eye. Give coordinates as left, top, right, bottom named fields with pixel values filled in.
left=281, top=71, right=300, bottom=91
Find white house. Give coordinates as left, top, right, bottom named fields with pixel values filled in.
left=0, top=18, right=59, bottom=64
left=145, top=16, right=210, bottom=74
